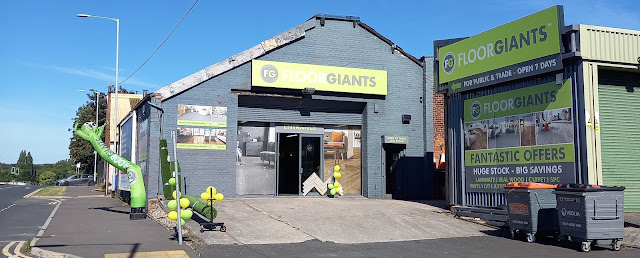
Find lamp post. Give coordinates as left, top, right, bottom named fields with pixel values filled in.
left=77, top=13, right=120, bottom=154
left=78, top=89, right=100, bottom=188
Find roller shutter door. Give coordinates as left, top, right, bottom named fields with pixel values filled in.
left=598, top=70, right=640, bottom=212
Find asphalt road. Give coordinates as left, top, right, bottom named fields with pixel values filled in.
left=0, top=184, right=56, bottom=257
left=195, top=233, right=640, bottom=258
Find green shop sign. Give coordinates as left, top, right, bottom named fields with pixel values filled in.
left=464, top=80, right=572, bottom=122
left=462, top=79, right=576, bottom=192
left=438, top=6, right=564, bottom=92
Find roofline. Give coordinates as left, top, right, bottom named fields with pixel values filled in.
left=156, top=14, right=423, bottom=101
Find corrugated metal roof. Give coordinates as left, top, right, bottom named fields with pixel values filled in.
left=579, top=25, right=640, bottom=65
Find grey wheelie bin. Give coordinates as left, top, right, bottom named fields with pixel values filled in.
left=554, top=184, right=625, bottom=252
left=504, top=182, right=559, bottom=243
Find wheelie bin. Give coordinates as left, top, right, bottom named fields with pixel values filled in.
left=553, top=184, right=625, bottom=252
left=504, top=182, right=558, bottom=243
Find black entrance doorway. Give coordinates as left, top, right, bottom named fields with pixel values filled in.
left=383, top=143, right=406, bottom=199
left=278, top=133, right=299, bottom=195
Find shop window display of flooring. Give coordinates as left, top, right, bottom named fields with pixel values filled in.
left=323, top=147, right=362, bottom=195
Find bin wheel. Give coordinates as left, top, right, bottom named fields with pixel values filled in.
left=581, top=241, right=591, bottom=252
left=526, top=233, right=535, bottom=243
left=220, top=226, right=227, bottom=232
left=612, top=239, right=621, bottom=251
left=200, top=228, right=204, bottom=233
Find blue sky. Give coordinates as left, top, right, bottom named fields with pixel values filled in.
left=1, top=0, right=639, bottom=164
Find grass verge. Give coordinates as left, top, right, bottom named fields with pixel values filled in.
left=33, top=186, right=66, bottom=196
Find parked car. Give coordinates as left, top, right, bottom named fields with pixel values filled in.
left=56, top=174, right=95, bottom=186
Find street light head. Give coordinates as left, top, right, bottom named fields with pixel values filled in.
left=77, top=14, right=91, bottom=18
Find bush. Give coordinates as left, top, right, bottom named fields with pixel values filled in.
left=38, top=171, right=57, bottom=186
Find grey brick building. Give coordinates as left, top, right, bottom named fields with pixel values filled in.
left=127, top=14, right=434, bottom=202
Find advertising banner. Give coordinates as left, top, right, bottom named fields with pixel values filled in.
left=176, top=127, right=227, bottom=150
left=118, top=118, right=133, bottom=191
left=463, top=80, right=576, bottom=192
left=252, top=60, right=388, bottom=95
left=177, top=104, right=227, bottom=127
left=438, top=6, right=564, bottom=93
left=177, top=104, right=228, bottom=150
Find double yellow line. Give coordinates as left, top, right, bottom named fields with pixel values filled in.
left=2, top=241, right=30, bottom=257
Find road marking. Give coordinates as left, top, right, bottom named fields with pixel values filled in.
left=23, top=188, right=42, bottom=198
left=13, top=241, right=30, bottom=258
left=1, top=241, right=15, bottom=257
left=0, top=204, right=16, bottom=214
left=30, top=199, right=62, bottom=247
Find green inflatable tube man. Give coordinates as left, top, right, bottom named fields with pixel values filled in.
left=75, top=122, right=147, bottom=213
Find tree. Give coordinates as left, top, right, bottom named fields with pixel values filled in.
left=69, top=86, right=136, bottom=173
left=38, top=171, right=58, bottom=186
left=16, top=150, right=27, bottom=171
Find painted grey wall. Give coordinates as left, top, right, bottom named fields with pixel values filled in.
left=424, top=57, right=434, bottom=154
left=156, top=17, right=426, bottom=198
left=160, top=65, right=248, bottom=197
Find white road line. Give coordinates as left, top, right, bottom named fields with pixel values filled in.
left=2, top=241, right=15, bottom=257
left=0, top=204, right=16, bottom=214
left=31, top=199, right=62, bottom=247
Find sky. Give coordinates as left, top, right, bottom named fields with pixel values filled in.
left=1, top=0, right=639, bottom=164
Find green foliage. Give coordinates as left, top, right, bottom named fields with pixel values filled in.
left=38, top=171, right=58, bottom=186
left=69, top=86, right=137, bottom=173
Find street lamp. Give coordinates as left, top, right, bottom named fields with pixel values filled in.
left=78, top=89, right=100, bottom=188
left=76, top=13, right=120, bottom=156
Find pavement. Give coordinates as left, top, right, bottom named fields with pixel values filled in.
left=180, top=198, right=486, bottom=245
left=18, top=185, right=640, bottom=257
left=31, top=186, right=196, bottom=258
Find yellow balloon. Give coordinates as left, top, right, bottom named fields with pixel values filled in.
left=214, top=193, right=224, bottom=201
left=179, top=198, right=190, bottom=208
left=168, top=211, right=178, bottom=221
left=172, top=190, right=181, bottom=199
left=206, top=200, right=215, bottom=207
left=201, top=192, right=211, bottom=201
left=206, top=186, right=217, bottom=196
left=333, top=172, right=342, bottom=179
left=333, top=182, right=340, bottom=189
left=334, top=165, right=340, bottom=173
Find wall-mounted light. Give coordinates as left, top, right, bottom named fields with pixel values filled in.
left=302, top=88, right=315, bottom=95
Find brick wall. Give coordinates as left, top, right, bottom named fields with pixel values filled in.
left=433, top=92, right=445, bottom=168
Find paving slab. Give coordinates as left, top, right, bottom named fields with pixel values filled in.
left=186, top=197, right=486, bottom=245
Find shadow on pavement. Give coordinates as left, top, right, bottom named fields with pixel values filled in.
left=35, top=243, right=141, bottom=257
left=480, top=228, right=620, bottom=252
left=89, top=206, right=130, bottom=214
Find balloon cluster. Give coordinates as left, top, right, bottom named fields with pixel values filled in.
left=200, top=186, right=224, bottom=206
left=166, top=178, right=193, bottom=226
left=328, top=165, right=342, bottom=196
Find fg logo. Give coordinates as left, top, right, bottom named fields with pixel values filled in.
left=470, top=101, right=481, bottom=119
left=443, top=52, right=455, bottom=75
left=260, top=64, right=278, bottom=83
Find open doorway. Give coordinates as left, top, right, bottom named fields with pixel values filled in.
left=278, top=133, right=299, bottom=195
left=382, top=143, right=406, bottom=199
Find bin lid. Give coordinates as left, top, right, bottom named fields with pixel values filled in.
left=503, top=182, right=557, bottom=189
left=554, top=183, right=625, bottom=192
